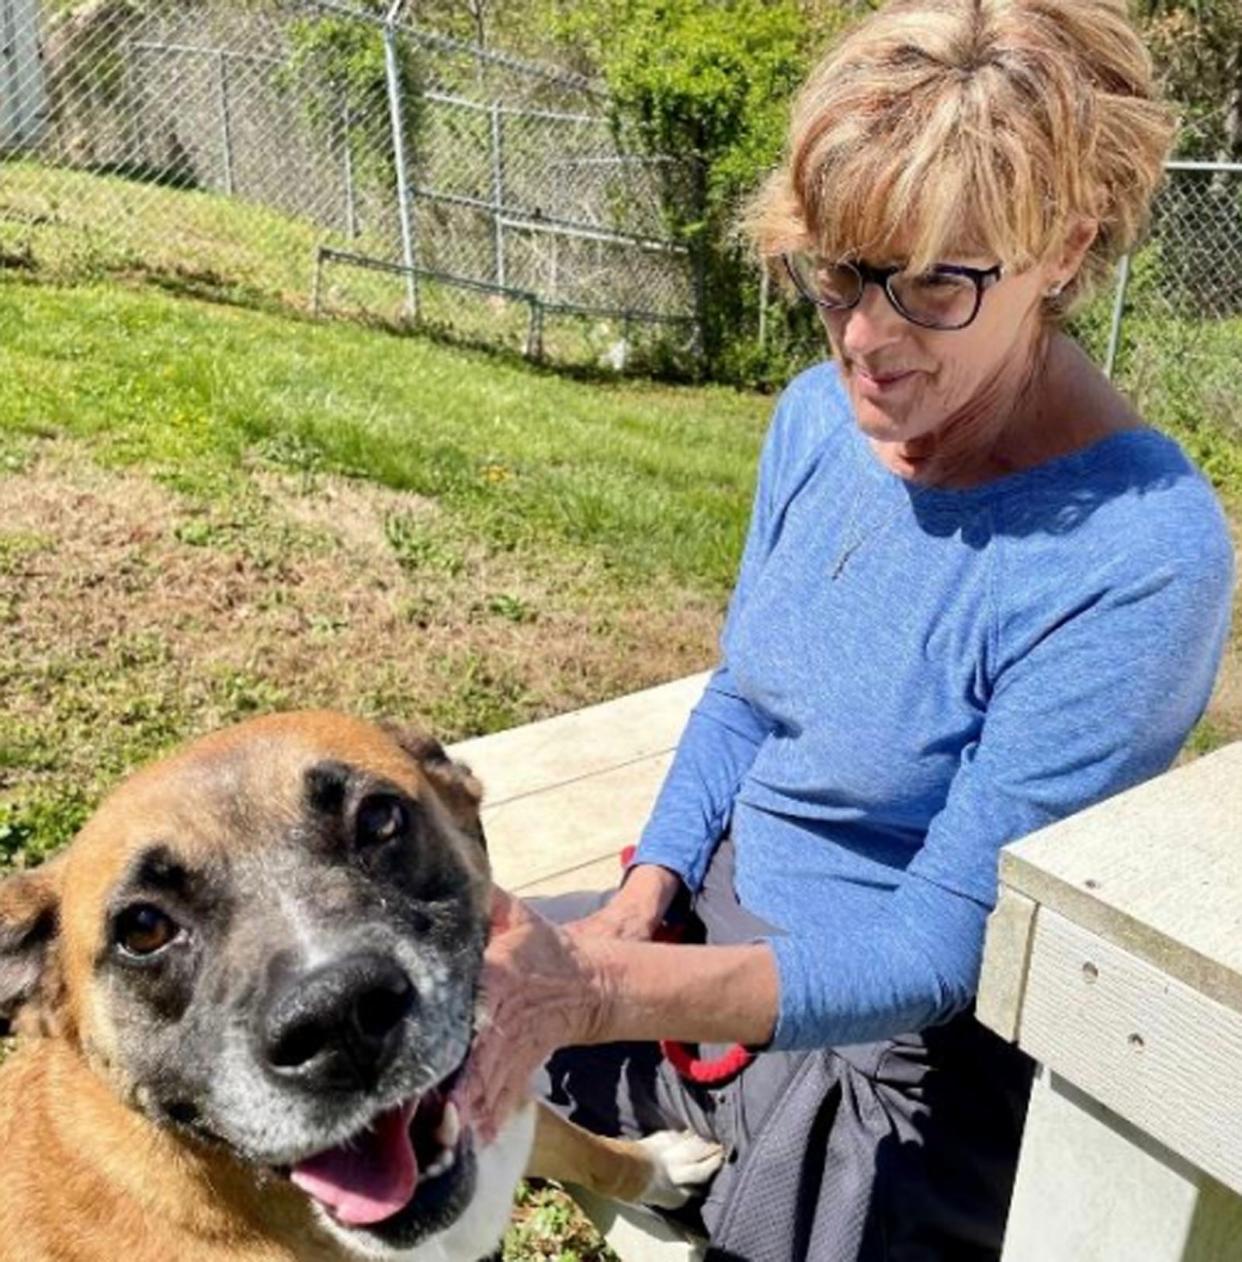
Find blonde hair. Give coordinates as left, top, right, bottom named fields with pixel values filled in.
left=749, top=0, right=1176, bottom=314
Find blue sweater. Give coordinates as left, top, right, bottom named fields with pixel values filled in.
left=635, top=362, right=1235, bottom=1052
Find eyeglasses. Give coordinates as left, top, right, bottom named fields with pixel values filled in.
left=783, top=254, right=1004, bottom=331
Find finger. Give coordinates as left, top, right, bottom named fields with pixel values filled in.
left=478, top=1033, right=522, bottom=1117
left=494, top=1079, right=523, bottom=1134
left=488, top=885, right=522, bottom=935
left=468, top=1086, right=497, bottom=1146
left=464, top=1054, right=501, bottom=1145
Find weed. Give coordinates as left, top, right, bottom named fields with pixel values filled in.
left=174, top=517, right=229, bottom=548
left=486, top=593, right=538, bottom=624
left=0, top=529, right=52, bottom=575
left=209, top=668, right=291, bottom=719
left=385, top=512, right=467, bottom=577
left=0, top=788, right=92, bottom=870
left=504, top=1183, right=619, bottom=1262
left=425, top=650, right=539, bottom=740
left=0, top=436, right=33, bottom=474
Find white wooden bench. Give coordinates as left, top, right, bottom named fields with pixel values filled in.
left=451, top=671, right=710, bottom=1261
left=455, top=674, right=1242, bottom=1260
left=976, top=741, right=1242, bottom=1261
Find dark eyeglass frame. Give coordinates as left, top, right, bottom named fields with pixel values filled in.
left=782, top=254, right=1004, bottom=331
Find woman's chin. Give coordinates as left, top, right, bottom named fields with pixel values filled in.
left=849, top=395, right=922, bottom=444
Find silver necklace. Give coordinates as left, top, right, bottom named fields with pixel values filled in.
left=830, top=479, right=907, bottom=580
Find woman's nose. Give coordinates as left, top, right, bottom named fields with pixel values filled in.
left=834, top=284, right=906, bottom=358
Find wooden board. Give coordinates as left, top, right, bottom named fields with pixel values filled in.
left=998, top=741, right=1242, bottom=1018
left=451, top=672, right=708, bottom=806
left=572, top=1188, right=705, bottom=1262
left=1002, top=1069, right=1242, bottom=1262
left=480, top=752, right=676, bottom=894
left=1017, top=909, right=1242, bottom=1197
left=976, top=888, right=1037, bottom=1042
left=448, top=673, right=708, bottom=897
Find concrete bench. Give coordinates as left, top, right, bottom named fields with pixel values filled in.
left=451, top=671, right=710, bottom=1261
left=977, top=741, right=1242, bottom=1261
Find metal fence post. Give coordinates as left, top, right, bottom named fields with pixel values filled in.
left=490, top=99, right=506, bottom=288
left=123, top=42, right=144, bottom=173
left=341, top=97, right=359, bottom=241
left=215, top=50, right=234, bottom=196
left=383, top=3, right=418, bottom=320
left=1103, top=250, right=1132, bottom=381
left=311, top=245, right=326, bottom=318
left=525, top=296, right=544, bottom=361
left=758, top=263, right=770, bottom=350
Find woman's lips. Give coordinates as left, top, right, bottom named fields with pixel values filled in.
left=853, top=367, right=917, bottom=395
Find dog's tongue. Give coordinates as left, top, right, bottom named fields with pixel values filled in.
left=291, top=1101, right=418, bottom=1226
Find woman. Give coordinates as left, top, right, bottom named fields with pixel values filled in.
left=465, top=1, right=1235, bottom=1257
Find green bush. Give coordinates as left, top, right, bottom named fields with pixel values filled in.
left=546, top=0, right=847, bottom=381
left=277, top=15, right=424, bottom=200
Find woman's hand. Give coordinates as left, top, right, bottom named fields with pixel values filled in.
left=565, top=863, right=682, bottom=943
left=462, top=880, right=780, bottom=1145
left=463, top=887, right=612, bottom=1144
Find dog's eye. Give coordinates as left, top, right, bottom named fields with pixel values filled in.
left=115, top=904, right=182, bottom=958
left=356, top=795, right=409, bottom=848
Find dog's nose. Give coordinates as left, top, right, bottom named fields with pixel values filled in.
left=261, top=954, right=415, bottom=1091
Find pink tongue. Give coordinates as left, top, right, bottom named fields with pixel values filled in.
left=291, top=1101, right=419, bottom=1226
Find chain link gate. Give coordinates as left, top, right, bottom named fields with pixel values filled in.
left=0, top=0, right=699, bottom=372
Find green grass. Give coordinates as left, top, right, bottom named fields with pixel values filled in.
left=0, top=159, right=348, bottom=306
left=0, top=272, right=759, bottom=878
left=0, top=277, right=764, bottom=593
left=0, top=159, right=688, bottom=374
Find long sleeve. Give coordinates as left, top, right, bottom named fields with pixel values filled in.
left=634, top=372, right=848, bottom=891
left=632, top=664, right=773, bottom=890
left=766, top=525, right=1235, bottom=1050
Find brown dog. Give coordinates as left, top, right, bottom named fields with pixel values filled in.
left=0, top=713, right=719, bottom=1261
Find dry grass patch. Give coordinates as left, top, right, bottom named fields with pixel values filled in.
left=0, top=436, right=720, bottom=866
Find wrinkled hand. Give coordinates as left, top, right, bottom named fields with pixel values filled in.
left=565, top=864, right=682, bottom=944
left=463, top=888, right=611, bottom=1145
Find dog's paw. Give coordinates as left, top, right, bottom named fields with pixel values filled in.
left=637, top=1129, right=725, bottom=1209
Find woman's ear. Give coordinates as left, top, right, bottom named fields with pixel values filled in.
left=1049, top=217, right=1099, bottom=292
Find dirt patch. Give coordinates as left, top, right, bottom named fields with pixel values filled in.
left=0, top=438, right=721, bottom=859
left=253, top=468, right=441, bottom=557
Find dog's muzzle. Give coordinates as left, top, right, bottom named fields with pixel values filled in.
left=254, top=950, right=474, bottom=1232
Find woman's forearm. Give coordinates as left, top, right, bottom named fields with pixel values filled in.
left=584, top=940, right=779, bottom=1048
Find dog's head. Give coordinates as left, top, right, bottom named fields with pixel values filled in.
left=0, top=712, right=493, bottom=1254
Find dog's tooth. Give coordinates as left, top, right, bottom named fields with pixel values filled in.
left=435, top=1100, right=461, bottom=1152
left=424, top=1145, right=457, bottom=1180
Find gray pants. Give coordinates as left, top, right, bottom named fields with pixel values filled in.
left=531, top=841, right=1033, bottom=1262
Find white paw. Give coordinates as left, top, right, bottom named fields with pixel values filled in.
left=637, top=1129, right=725, bottom=1209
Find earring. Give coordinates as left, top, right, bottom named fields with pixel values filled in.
left=1045, top=282, right=1066, bottom=298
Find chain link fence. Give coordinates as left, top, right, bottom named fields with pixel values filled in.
left=1088, top=162, right=1242, bottom=440
left=0, top=0, right=698, bottom=372
left=0, top=0, right=1238, bottom=401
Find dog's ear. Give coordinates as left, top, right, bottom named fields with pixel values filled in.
left=383, top=726, right=487, bottom=852
left=0, top=853, right=68, bottom=1038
